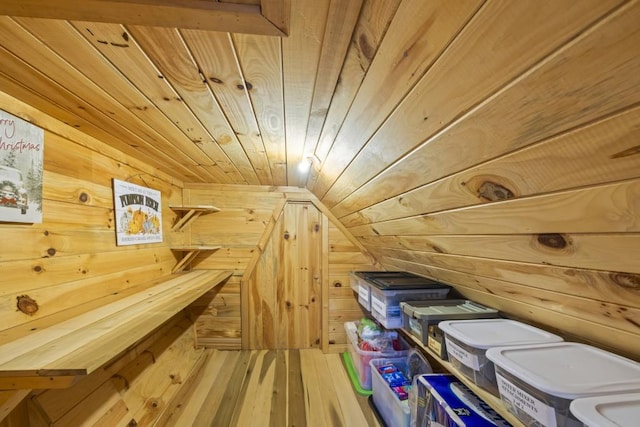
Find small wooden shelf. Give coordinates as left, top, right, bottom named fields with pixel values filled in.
left=401, top=330, right=526, bottom=427
left=0, top=270, right=232, bottom=390
left=169, top=205, right=220, bottom=232
left=170, top=245, right=222, bottom=273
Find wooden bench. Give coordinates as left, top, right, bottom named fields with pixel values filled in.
left=0, top=270, right=232, bottom=390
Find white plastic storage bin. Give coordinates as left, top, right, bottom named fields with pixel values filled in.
left=438, top=319, right=563, bottom=395
left=411, top=374, right=512, bottom=427
left=368, top=276, right=450, bottom=329
left=369, top=350, right=432, bottom=427
left=401, top=300, right=499, bottom=346
left=486, top=342, right=640, bottom=427
left=570, top=393, right=640, bottom=427
left=345, top=321, right=411, bottom=390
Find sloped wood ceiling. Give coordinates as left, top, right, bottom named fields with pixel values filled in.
left=0, top=0, right=639, bottom=357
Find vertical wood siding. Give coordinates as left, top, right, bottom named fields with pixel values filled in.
left=182, top=184, right=375, bottom=350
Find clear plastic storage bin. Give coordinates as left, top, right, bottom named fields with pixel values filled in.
left=345, top=321, right=411, bottom=390
left=486, top=342, right=640, bottom=427
left=350, top=271, right=413, bottom=312
left=438, top=319, right=563, bottom=395
left=369, top=349, right=432, bottom=427
left=368, top=275, right=450, bottom=329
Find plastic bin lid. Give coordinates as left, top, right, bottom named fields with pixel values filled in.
left=486, top=342, right=640, bottom=400
left=352, top=271, right=412, bottom=279
left=438, top=319, right=563, bottom=349
left=570, top=393, right=640, bottom=427
left=368, top=276, right=450, bottom=290
left=401, top=299, right=499, bottom=320
left=352, top=270, right=450, bottom=290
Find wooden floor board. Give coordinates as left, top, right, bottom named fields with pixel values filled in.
left=165, top=348, right=380, bottom=427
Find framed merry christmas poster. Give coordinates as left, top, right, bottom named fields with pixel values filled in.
left=112, top=179, right=163, bottom=246
left=0, top=109, right=44, bottom=224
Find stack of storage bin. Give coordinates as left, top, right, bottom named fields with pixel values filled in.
left=350, top=270, right=640, bottom=427
left=486, top=342, right=640, bottom=427
left=438, top=319, right=564, bottom=396
left=401, top=299, right=499, bottom=359
left=344, top=320, right=411, bottom=390
left=350, top=271, right=451, bottom=329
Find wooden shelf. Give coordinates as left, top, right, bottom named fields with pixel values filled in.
left=0, top=270, right=232, bottom=390
left=170, top=245, right=222, bottom=273
left=401, top=330, right=525, bottom=427
left=169, top=205, right=220, bottom=232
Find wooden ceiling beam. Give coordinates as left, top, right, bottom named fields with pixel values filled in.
left=261, top=0, right=290, bottom=35
left=0, top=0, right=287, bottom=36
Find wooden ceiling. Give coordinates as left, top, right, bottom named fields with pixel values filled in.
left=0, top=0, right=637, bottom=201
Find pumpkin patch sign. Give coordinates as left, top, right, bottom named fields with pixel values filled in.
left=112, top=179, right=162, bottom=246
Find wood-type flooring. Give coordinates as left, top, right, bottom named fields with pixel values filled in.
left=158, top=349, right=383, bottom=426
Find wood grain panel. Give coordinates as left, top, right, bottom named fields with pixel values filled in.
left=0, top=0, right=286, bottom=35
left=128, top=26, right=256, bottom=184
left=321, top=0, right=625, bottom=209
left=70, top=21, right=231, bottom=183
left=326, top=223, right=375, bottom=349
left=232, top=33, right=287, bottom=184
left=282, top=0, right=330, bottom=186
left=42, top=134, right=182, bottom=197
left=12, top=17, right=225, bottom=184
left=300, top=0, right=363, bottom=159
left=0, top=92, right=181, bottom=189
left=308, top=0, right=401, bottom=188
left=28, top=315, right=205, bottom=426
left=359, top=234, right=640, bottom=275
left=183, top=30, right=275, bottom=184
left=0, top=247, right=173, bottom=296
left=349, top=179, right=640, bottom=236
left=278, top=203, right=322, bottom=349
left=246, top=211, right=280, bottom=349
left=337, top=104, right=640, bottom=222
left=0, top=50, right=200, bottom=182
left=312, top=0, right=484, bottom=199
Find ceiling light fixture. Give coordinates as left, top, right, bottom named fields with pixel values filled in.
left=297, top=156, right=313, bottom=173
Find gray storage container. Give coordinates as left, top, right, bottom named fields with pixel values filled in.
left=400, top=300, right=499, bottom=357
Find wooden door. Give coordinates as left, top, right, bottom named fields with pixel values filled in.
left=247, top=202, right=323, bottom=349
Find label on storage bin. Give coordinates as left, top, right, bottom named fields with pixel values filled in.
left=427, top=336, right=442, bottom=355
left=371, top=294, right=387, bottom=319
left=496, top=373, right=558, bottom=427
left=445, top=339, right=480, bottom=370
left=358, top=284, right=369, bottom=301
left=409, top=317, right=422, bottom=336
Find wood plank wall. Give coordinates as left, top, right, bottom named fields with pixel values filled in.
left=327, top=223, right=374, bottom=351
left=182, top=184, right=375, bottom=351
left=313, top=0, right=640, bottom=360
left=0, top=92, right=192, bottom=425
left=0, top=92, right=185, bottom=341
